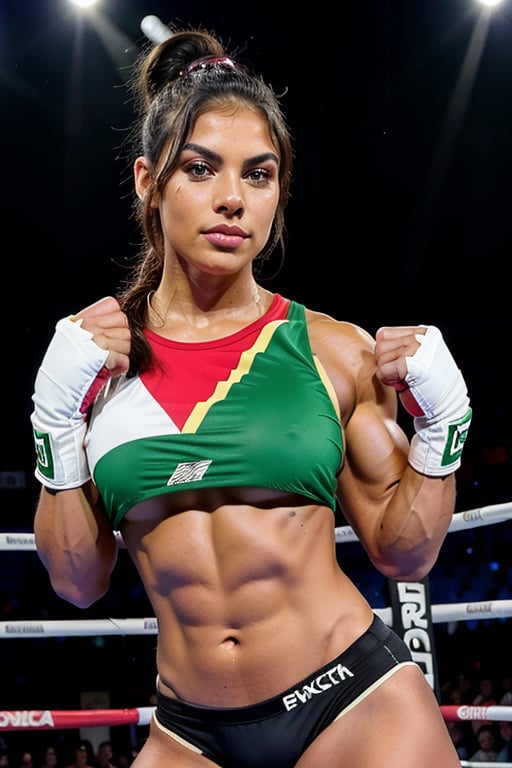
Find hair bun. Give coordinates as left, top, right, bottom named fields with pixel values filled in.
left=141, top=29, right=227, bottom=102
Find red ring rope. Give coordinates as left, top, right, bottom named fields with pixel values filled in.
left=2, top=705, right=512, bottom=731
left=0, top=707, right=154, bottom=730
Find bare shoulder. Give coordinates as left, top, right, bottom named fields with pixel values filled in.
left=304, top=307, right=376, bottom=375
left=305, top=307, right=375, bottom=352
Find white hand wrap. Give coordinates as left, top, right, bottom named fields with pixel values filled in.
left=31, top=317, right=109, bottom=490
left=403, top=326, right=472, bottom=476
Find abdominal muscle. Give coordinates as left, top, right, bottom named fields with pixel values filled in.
left=120, top=488, right=375, bottom=708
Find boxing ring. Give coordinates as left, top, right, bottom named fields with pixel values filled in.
left=1, top=501, right=512, bottom=767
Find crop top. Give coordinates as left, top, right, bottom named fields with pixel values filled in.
left=85, top=294, right=344, bottom=529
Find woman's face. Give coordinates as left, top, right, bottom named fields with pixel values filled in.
left=138, top=105, right=281, bottom=279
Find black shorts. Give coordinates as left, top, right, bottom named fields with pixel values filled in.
left=153, top=614, right=415, bottom=768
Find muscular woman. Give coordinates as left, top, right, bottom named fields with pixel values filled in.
left=31, top=24, right=471, bottom=768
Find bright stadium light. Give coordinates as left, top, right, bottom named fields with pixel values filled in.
left=68, top=0, right=100, bottom=8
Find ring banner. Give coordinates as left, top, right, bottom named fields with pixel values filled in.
left=386, top=576, right=440, bottom=701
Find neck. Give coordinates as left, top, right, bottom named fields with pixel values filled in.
left=146, top=283, right=270, bottom=339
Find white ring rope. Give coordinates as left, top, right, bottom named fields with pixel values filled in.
left=1, top=502, right=511, bottom=550
left=1, top=599, right=511, bottom=638
left=461, top=764, right=512, bottom=768
left=0, top=618, right=158, bottom=638
left=0, top=530, right=126, bottom=551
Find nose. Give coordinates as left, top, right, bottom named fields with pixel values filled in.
left=213, top=172, right=244, bottom=216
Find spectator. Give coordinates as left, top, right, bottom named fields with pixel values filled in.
left=500, top=674, right=512, bottom=706
left=40, top=746, right=58, bottom=768
left=471, top=676, right=498, bottom=734
left=470, top=725, right=499, bottom=763
left=115, top=745, right=138, bottom=768
left=497, top=720, right=512, bottom=762
left=455, top=672, right=474, bottom=704
left=446, top=720, right=471, bottom=761
left=63, top=741, right=94, bottom=768
left=0, top=748, right=9, bottom=767
left=95, top=742, right=116, bottom=768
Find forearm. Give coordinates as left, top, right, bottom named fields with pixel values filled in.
left=370, top=325, right=470, bottom=579
left=372, top=466, right=456, bottom=581
left=34, top=484, right=117, bottom=608
left=30, top=309, right=125, bottom=607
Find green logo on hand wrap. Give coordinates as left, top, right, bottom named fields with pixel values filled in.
left=33, top=429, right=55, bottom=479
left=441, top=408, right=472, bottom=467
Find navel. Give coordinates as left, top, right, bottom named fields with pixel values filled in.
left=221, top=636, right=240, bottom=649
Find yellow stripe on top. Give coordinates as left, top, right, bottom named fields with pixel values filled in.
left=313, top=356, right=341, bottom=420
left=182, top=320, right=287, bottom=433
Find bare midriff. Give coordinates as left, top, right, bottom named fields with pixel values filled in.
left=120, top=487, right=375, bottom=708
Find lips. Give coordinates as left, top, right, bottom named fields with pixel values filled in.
left=202, top=226, right=248, bottom=250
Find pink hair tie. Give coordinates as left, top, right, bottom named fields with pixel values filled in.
left=181, top=56, right=236, bottom=76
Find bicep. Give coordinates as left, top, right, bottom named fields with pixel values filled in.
left=307, top=313, right=409, bottom=537
left=336, top=392, right=410, bottom=543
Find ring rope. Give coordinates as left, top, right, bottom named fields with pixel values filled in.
left=1, top=704, right=512, bottom=732
left=441, top=704, right=512, bottom=722
left=0, top=530, right=125, bottom=551
left=1, top=502, right=511, bottom=551
left=1, top=599, right=511, bottom=638
left=0, top=706, right=154, bottom=731
left=0, top=618, right=158, bottom=638
left=461, top=763, right=512, bottom=768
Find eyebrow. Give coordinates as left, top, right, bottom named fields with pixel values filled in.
left=182, top=143, right=279, bottom=171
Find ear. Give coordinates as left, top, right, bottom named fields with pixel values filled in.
left=134, top=156, right=156, bottom=202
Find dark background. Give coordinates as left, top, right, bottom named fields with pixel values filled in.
left=2, top=0, right=512, bottom=761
